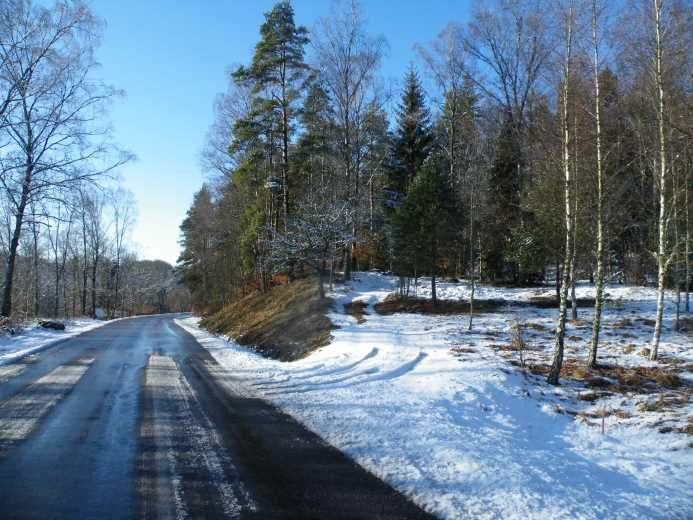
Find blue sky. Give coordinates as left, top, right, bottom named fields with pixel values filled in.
left=92, top=0, right=474, bottom=264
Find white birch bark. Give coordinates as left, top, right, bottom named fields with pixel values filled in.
left=651, top=0, right=668, bottom=361
left=589, top=0, right=605, bottom=368
left=547, top=0, right=574, bottom=385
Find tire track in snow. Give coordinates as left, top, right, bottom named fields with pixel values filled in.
left=254, top=347, right=381, bottom=389
left=140, top=353, right=255, bottom=519
left=0, top=357, right=94, bottom=450
left=263, top=352, right=428, bottom=396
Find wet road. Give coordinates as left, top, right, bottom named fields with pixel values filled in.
left=0, top=315, right=436, bottom=519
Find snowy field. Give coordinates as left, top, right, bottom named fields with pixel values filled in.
left=0, top=319, right=107, bottom=366
left=178, top=272, right=692, bottom=520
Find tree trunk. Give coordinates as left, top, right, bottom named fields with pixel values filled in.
left=673, top=150, right=680, bottom=331
left=685, top=152, right=690, bottom=314
left=468, top=184, right=476, bottom=331
left=91, top=257, right=98, bottom=318
left=589, top=0, right=605, bottom=369
left=1, top=179, right=31, bottom=318
left=570, top=112, right=579, bottom=321
left=318, top=266, right=325, bottom=300
left=651, top=0, right=667, bottom=361
left=547, top=0, right=573, bottom=385
left=81, top=210, right=88, bottom=315
left=431, top=274, right=437, bottom=306
left=32, top=219, right=39, bottom=318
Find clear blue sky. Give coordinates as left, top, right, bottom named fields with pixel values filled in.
left=92, top=0, right=473, bottom=265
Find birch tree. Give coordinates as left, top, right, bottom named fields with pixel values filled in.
left=547, top=0, right=574, bottom=385
left=0, top=0, right=130, bottom=317
left=588, top=0, right=606, bottom=368
left=312, top=0, right=385, bottom=279
left=650, top=0, right=669, bottom=360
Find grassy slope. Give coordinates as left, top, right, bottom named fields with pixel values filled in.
left=201, top=278, right=334, bottom=361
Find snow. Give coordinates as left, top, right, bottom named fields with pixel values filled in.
left=0, top=319, right=108, bottom=365
left=176, top=272, right=693, bottom=520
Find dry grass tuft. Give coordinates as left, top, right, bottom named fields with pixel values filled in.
left=578, top=392, right=609, bottom=402
left=525, top=322, right=549, bottom=332
left=623, top=344, right=636, bottom=354
left=344, top=300, right=368, bottom=324
left=451, top=346, right=476, bottom=355
left=611, top=318, right=634, bottom=329
left=201, top=277, right=334, bottom=361
left=639, top=347, right=652, bottom=357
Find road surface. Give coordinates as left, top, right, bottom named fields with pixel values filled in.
left=0, top=315, right=436, bottom=519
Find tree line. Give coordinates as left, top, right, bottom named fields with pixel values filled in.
left=179, top=0, right=691, bottom=382
left=0, top=0, right=189, bottom=320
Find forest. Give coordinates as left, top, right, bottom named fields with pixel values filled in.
left=178, top=0, right=691, bottom=384
left=0, top=0, right=190, bottom=320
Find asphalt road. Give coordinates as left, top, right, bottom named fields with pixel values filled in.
left=0, top=315, right=436, bottom=520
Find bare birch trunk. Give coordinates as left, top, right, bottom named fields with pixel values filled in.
left=651, top=0, right=667, bottom=361
left=673, top=152, right=680, bottom=331
left=570, top=112, right=579, bottom=321
left=548, top=0, right=573, bottom=385
left=468, top=185, right=475, bottom=331
left=685, top=154, right=690, bottom=314
left=589, top=0, right=606, bottom=368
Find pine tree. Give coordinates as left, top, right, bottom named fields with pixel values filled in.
left=389, top=67, right=433, bottom=195
left=177, top=186, right=215, bottom=309
left=233, top=1, right=309, bottom=227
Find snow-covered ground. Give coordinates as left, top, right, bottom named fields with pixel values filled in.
left=0, top=319, right=108, bottom=365
left=177, top=272, right=692, bottom=520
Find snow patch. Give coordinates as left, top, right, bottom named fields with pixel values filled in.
left=176, top=272, right=693, bottom=520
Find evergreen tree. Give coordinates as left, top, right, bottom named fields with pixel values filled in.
left=177, top=186, right=215, bottom=309
left=233, top=1, right=309, bottom=226
left=293, top=80, right=335, bottom=199
left=389, top=67, right=433, bottom=195
left=486, top=116, right=522, bottom=281
left=391, top=158, right=457, bottom=305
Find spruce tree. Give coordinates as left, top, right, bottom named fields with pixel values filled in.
left=486, top=116, right=522, bottom=281
left=389, top=67, right=433, bottom=195
left=391, top=158, right=457, bottom=305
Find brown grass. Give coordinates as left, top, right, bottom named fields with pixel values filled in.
left=451, top=346, right=477, bottom=355
left=525, top=322, right=549, bottom=332
left=527, top=296, right=596, bottom=308
left=623, top=344, right=636, bottom=354
left=611, top=318, right=634, bottom=329
left=201, top=277, right=334, bottom=361
left=526, top=358, right=688, bottom=397
left=374, top=294, right=505, bottom=315
left=344, top=300, right=368, bottom=324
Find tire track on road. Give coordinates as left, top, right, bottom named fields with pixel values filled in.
left=139, top=353, right=255, bottom=519
left=0, top=357, right=94, bottom=451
